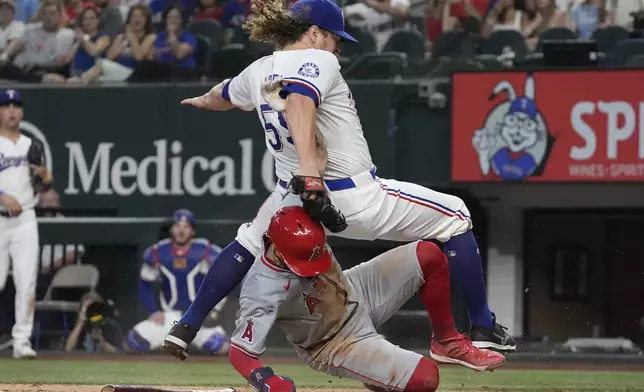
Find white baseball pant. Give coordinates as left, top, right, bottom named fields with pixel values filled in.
left=0, top=209, right=40, bottom=346
left=236, top=169, right=472, bottom=257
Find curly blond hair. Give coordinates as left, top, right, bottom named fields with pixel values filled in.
left=242, top=0, right=310, bottom=47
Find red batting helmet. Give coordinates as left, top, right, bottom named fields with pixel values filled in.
left=265, top=206, right=332, bottom=277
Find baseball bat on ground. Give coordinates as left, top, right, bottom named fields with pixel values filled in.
left=101, top=385, right=237, bottom=392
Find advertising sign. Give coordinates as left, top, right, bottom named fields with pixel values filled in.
left=14, top=84, right=393, bottom=218
left=451, top=70, right=644, bottom=182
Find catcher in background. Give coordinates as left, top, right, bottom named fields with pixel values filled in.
left=0, top=89, right=53, bottom=359
left=131, top=209, right=229, bottom=355
left=228, top=206, right=504, bottom=392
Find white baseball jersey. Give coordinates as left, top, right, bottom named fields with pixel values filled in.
left=230, top=50, right=472, bottom=259
left=224, top=49, right=373, bottom=181
left=0, top=133, right=38, bottom=212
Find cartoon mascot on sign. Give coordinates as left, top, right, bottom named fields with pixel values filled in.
left=472, top=74, right=554, bottom=181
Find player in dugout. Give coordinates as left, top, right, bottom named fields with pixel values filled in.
left=227, top=206, right=505, bottom=392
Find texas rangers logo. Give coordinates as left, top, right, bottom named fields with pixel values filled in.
left=298, top=62, right=320, bottom=78
left=471, top=74, right=555, bottom=181
left=173, top=257, right=187, bottom=269
left=0, top=154, right=26, bottom=172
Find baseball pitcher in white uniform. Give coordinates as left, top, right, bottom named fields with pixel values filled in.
left=227, top=206, right=504, bottom=392
left=0, top=89, right=53, bottom=359
left=164, top=0, right=515, bottom=361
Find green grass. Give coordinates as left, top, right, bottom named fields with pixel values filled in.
left=1, top=359, right=643, bottom=391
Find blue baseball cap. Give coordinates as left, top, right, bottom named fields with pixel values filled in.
left=0, top=89, right=22, bottom=106
left=172, top=208, right=196, bottom=227
left=508, top=97, right=537, bottom=120
left=289, top=0, right=358, bottom=43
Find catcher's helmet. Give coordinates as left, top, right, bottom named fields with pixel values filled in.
left=265, top=206, right=331, bottom=277
left=172, top=208, right=196, bottom=228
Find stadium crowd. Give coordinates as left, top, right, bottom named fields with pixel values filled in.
left=0, top=0, right=640, bottom=84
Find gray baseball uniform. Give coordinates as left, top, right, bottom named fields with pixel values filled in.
left=230, top=241, right=426, bottom=390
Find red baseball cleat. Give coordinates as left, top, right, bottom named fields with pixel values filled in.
left=430, top=334, right=505, bottom=372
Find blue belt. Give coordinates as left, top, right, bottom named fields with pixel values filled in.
left=278, top=169, right=377, bottom=191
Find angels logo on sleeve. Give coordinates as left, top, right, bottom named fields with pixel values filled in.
left=471, top=74, right=556, bottom=181
left=298, top=62, right=320, bottom=78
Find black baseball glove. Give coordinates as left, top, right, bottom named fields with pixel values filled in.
left=289, top=175, right=348, bottom=233
left=27, top=138, right=51, bottom=193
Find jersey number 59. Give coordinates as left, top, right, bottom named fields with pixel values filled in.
left=260, top=104, right=294, bottom=152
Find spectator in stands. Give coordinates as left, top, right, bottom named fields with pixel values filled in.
left=65, top=0, right=91, bottom=27
left=63, top=5, right=110, bottom=81
left=117, top=0, right=146, bottom=21
left=440, top=0, right=490, bottom=34
left=150, top=0, right=202, bottom=22
left=126, top=3, right=197, bottom=82
left=219, top=0, right=249, bottom=27
left=108, top=4, right=154, bottom=65
left=0, top=0, right=74, bottom=82
left=12, top=0, right=38, bottom=23
left=0, top=0, right=26, bottom=65
left=31, top=0, right=70, bottom=26
left=569, top=0, right=613, bottom=39
left=482, top=0, right=531, bottom=36
left=194, top=0, right=223, bottom=20
left=88, top=0, right=122, bottom=38
left=424, top=0, right=446, bottom=50
left=523, top=0, right=570, bottom=49
left=84, top=4, right=155, bottom=82
left=344, top=0, right=411, bottom=52
left=152, top=4, right=196, bottom=65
